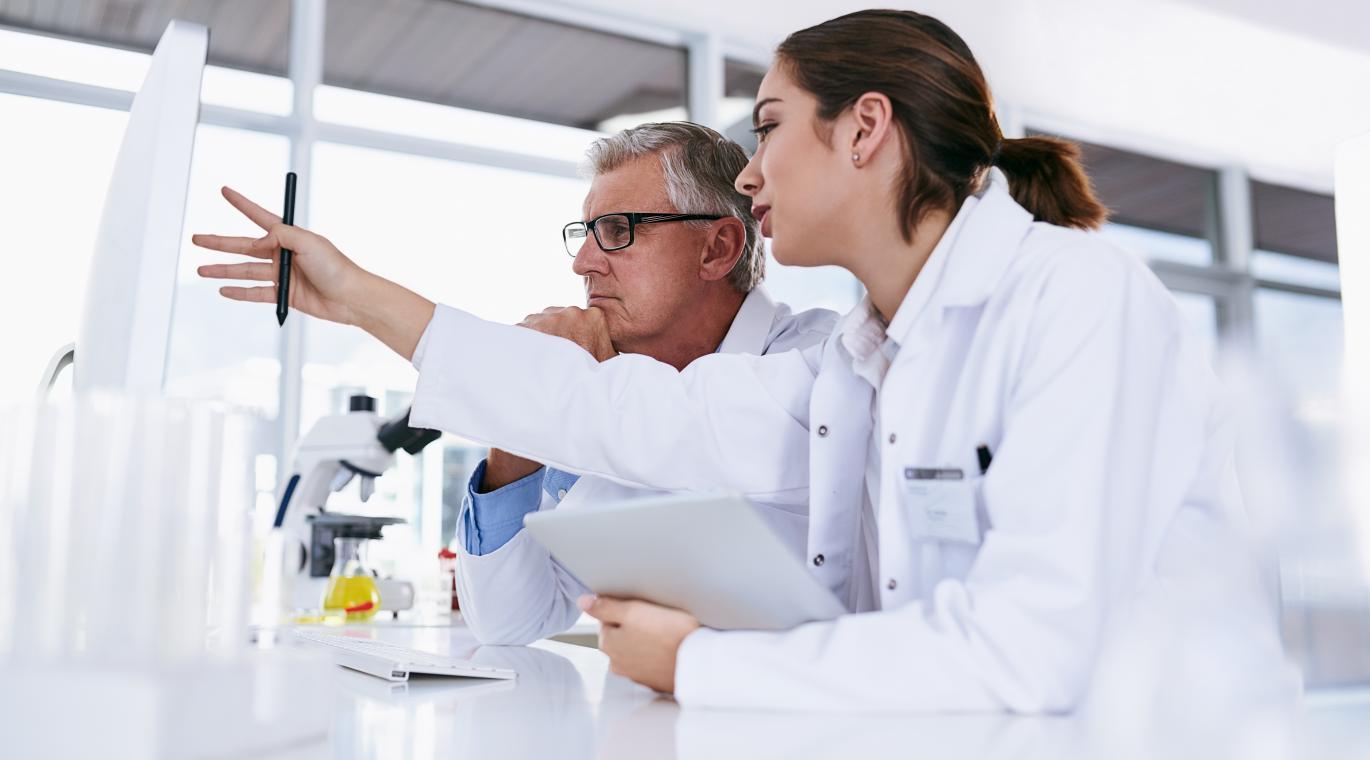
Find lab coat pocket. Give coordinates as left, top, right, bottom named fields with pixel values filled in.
left=900, top=470, right=983, bottom=546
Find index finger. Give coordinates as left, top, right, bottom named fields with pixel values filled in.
left=222, top=185, right=282, bottom=232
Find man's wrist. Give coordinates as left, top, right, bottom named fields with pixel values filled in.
left=481, top=449, right=544, bottom=491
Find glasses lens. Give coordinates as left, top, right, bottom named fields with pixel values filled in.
left=595, top=214, right=632, bottom=251
left=563, top=222, right=588, bottom=257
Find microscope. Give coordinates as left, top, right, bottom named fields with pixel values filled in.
left=270, top=394, right=441, bottom=613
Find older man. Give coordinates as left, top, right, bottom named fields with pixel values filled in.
left=454, top=122, right=836, bottom=645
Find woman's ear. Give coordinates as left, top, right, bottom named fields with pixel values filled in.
left=698, top=217, right=747, bottom=283
left=849, top=92, right=895, bottom=168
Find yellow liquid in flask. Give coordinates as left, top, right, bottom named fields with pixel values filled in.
left=322, top=575, right=381, bottom=621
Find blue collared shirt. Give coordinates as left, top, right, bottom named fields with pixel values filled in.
left=461, top=459, right=581, bottom=555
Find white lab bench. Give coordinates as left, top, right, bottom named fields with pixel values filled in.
left=252, top=615, right=1370, bottom=760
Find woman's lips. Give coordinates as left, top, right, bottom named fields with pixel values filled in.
left=753, top=205, right=772, bottom=237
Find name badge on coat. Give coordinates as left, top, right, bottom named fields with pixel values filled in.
left=901, top=467, right=982, bottom=546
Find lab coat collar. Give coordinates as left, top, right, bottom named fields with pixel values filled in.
left=884, top=168, right=1035, bottom=347
left=835, top=296, right=897, bottom=389
left=716, top=285, right=779, bottom=356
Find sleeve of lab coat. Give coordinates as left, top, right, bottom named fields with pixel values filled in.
left=455, top=522, right=591, bottom=646
left=410, top=305, right=823, bottom=504
left=453, top=463, right=591, bottom=645
left=676, top=246, right=1216, bottom=712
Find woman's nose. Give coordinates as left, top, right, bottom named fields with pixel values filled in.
left=735, top=152, right=762, bottom=197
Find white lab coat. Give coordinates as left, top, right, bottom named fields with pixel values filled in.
left=451, top=288, right=837, bottom=645
left=410, top=169, right=1284, bottom=712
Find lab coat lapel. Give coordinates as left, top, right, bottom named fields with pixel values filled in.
left=806, top=337, right=876, bottom=611
left=927, top=169, right=1035, bottom=312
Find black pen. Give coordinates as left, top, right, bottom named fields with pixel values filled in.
left=276, top=171, right=297, bottom=326
left=976, top=444, right=993, bottom=475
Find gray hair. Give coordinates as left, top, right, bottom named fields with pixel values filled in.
left=584, top=122, right=764, bottom=293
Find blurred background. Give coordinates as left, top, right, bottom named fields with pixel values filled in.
left=0, top=0, right=1366, bottom=689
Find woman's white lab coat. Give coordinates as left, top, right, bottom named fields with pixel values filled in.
left=409, top=170, right=1285, bottom=712
left=452, top=288, right=836, bottom=646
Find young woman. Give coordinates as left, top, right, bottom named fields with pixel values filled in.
left=195, top=10, right=1282, bottom=711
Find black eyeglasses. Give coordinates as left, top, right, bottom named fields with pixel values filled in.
left=563, top=212, right=724, bottom=257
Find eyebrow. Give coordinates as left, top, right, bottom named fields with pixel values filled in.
left=752, top=97, right=781, bottom=127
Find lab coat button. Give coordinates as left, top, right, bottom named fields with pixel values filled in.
left=817, top=425, right=829, bottom=437
left=888, top=433, right=897, bottom=444
left=813, top=554, right=825, bottom=567
left=887, top=578, right=897, bottom=591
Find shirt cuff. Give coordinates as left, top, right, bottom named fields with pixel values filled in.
left=462, top=458, right=546, bottom=556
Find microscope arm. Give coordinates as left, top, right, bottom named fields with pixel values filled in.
left=273, top=453, right=345, bottom=573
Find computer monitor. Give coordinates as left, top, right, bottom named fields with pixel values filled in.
left=39, top=20, right=207, bottom=394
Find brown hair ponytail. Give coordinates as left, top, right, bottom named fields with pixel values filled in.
left=777, top=10, right=1108, bottom=235
left=992, top=136, right=1108, bottom=230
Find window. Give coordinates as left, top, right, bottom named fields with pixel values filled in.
left=314, top=85, right=599, bottom=164
left=762, top=245, right=862, bottom=316
left=1244, top=180, right=1353, bottom=685
left=300, top=140, right=589, bottom=545
left=1170, top=291, right=1219, bottom=359
left=165, top=124, right=290, bottom=533
left=721, top=59, right=767, bottom=154
left=166, top=125, right=288, bottom=418
left=1249, top=182, right=1341, bottom=415
left=1069, top=139, right=1219, bottom=266
left=1098, top=223, right=1215, bottom=268
left=0, top=80, right=287, bottom=529
left=0, top=25, right=150, bottom=91
left=0, top=94, right=126, bottom=401
left=1251, top=182, right=1340, bottom=291
left=1254, top=290, right=1343, bottom=425
left=1252, top=251, right=1341, bottom=291
left=0, top=0, right=291, bottom=75
left=0, top=3, right=293, bottom=113
left=1252, top=181, right=1338, bottom=267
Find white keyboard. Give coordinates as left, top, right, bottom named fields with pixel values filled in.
left=292, top=630, right=518, bottom=683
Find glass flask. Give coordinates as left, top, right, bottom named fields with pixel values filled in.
left=321, top=536, right=380, bottom=622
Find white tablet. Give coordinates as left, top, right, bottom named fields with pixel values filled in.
left=522, top=493, right=847, bottom=631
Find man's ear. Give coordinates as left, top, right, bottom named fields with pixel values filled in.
left=698, top=217, right=746, bottom=283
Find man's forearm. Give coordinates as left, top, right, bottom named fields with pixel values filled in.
left=347, top=270, right=437, bottom=362
left=480, top=448, right=544, bottom=492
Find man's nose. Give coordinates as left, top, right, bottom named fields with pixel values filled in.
left=735, top=152, right=762, bottom=197
left=571, top=237, right=609, bottom=276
